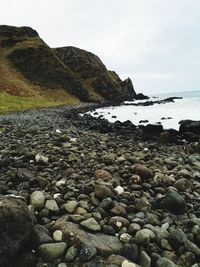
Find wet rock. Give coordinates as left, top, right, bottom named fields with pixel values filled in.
left=94, top=169, right=112, bottom=181
left=30, top=191, right=45, bottom=211
left=132, top=164, right=153, bottom=180
left=156, top=257, right=177, bottom=267
left=65, top=245, right=78, bottom=262
left=135, top=229, right=156, bottom=243
left=45, top=199, right=59, bottom=212
left=0, top=196, right=32, bottom=265
left=121, top=243, right=139, bottom=262
left=144, top=124, right=163, bottom=134
left=139, top=251, right=151, bottom=267
left=79, top=245, right=97, bottom=261
left=63, top=200, right=78, bottom=213
left=31, top=224, right=53, bottom=247
left=80, top=217, right=101, bottom=231
left=174, top=178, right=193, bottom=191
left=158, top=189, right=185, bottom=214
left=95, top=184, right=113, bottom=199
left=38, top=242, right=67, bottom=262
left=53, top=220, right=122, bottom=257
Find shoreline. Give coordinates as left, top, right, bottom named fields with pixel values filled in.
left=0, top=102, right=200, bottom=266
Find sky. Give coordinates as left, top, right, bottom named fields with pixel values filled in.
left=0, top=0, right=200, bottom=95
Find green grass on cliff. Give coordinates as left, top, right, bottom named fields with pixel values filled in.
left=0, top=92, right=80, bottom=114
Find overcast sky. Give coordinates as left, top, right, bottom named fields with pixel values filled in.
left=1, top=0, right=200, bottom=94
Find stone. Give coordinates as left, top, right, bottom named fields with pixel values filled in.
left=0, top=196, right=32, bottom=265
left=174, top=178, right=193, bottom=191
left=132, top=164, right=153, bottom=180
left=95, top=184, right=113, bottom=199
left=128, top=223, right=141, bottom=235
left=159, top=189, right=185, bottom=214
left=65, top=246, right=78, bottom=262
left=169, top=228, right=200, bottom=257
left=79, top=245, right=97, bottom=261
left=139, top=251, right=151, bottom=267
left=45, top=199, right=59, bottom=212
left=156, top=257, right=178, bottom=267
left=135, top=196, right=149, bottom=211
left=35, top=153, right=48, bottom=164
left=31, top=224, right=53, bottom=247
left=80, top=217, right=101, bottom=231
left=144, top=124, right=163, bottom=134
left=111, top=205, right=127, bottom=216
left=53, top=220, right=122, bottom=257
left=38, top=242, right=67, bottom=262
left=135, top=229, right=156, bottom=243
left=121, top=243, right=139, bottom=262
left=30, top=191, right=45, bottom=211
left=114, top=185, right=124, bottom=195
left=94, top=169, right=112, bottom=181
left=63, top=200, right=78, bottom=213
left=53, top=230, right=63, bottom=241
left=120, top=233, right=132, bottom=243
left=122, top=260, right=141, bottom=267
left=109, top=216, right=130, bottom=229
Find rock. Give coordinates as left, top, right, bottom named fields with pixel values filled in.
left=45, top=199, right=59, bottom=212
left=128, top=223, right=141, bottom=235
left=120, top=233, right=132, bottom=243
left=156, top=257, right=177, bottom=267
left=144, top=124, right=163, bottom=134
left=122, top=260, right=141, bottom=267
left=30, top=191, right=45, bottom=210
left=179, top=120, right=200, bottom=135
left=38, top=242, right=67, bottom=262
left=109, top=216, right=130, bottom=229
left=174, top=178, right=193, bottom=191
left=53, top=220, right=122, bottom=257
left=79, top=245, right=97, bottom=261
left=121, top=243, right=139, bottom=262
left=132, top=164, right=153, bottom=180
left=135, top=196, right=149, bottom=211
left=159, top=132, right=174, bottom=143
left=80, top=218, right=101, bottom=231
left=169, top=228, right=200, bottom=257
left=159, top=189, right=185, bottom=214
left=31, top=224, right=53, bottom=247
left=53, top=230, right=63, bottom=241
left=95, top=184, right=113, bottom=199
left=114, top=185, right=124, bottom=195
left=94, top=169, right=112, bottom=181
left=0, top=196, right=32, bottom=265
left=135, top=229, right=156, bottom=243
left=65, top=246, right=78, bottom=262
left=139, top=251, right=151, bottom=267
left=111, top=205, right=127, bottom=216
left=35, top=153, right=48, bottom=164
left=63, top=200, right=78, bottom=213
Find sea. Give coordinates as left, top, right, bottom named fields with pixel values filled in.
left=86, top=90, right=200, bottom=130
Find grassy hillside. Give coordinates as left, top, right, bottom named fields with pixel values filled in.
left=0, top=25, right=136, bottom=113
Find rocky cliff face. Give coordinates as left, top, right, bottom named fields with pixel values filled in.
left=55, top=46, right=137, bottom=101
left=0, top=25, right=138, bottom=103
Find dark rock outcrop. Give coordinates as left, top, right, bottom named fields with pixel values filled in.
left=179, top=120, right=200, bottom=135
left=0, top=196, right=32, bottom=265
left=55, top=46, right=137, bottom=101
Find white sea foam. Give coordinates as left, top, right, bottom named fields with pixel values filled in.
left=87, top=91, right=200, bottom=130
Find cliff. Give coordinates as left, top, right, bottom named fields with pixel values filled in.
left=0, top=25, right=138, bottom=111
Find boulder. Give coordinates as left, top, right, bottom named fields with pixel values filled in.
left=158, top=189, right=185, bottom=215
left=53, top=220, right=122, bottom=257
left=179, top=120, right=200, bottom=135
left=144, top=124, right=163, bottom=134
left=0, top=196, right=32, bottom=265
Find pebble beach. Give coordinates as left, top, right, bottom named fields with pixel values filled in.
left=0, top=105, right=200, bottom=267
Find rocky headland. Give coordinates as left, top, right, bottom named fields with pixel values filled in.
left=0, top=106, right=200, bottom=267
